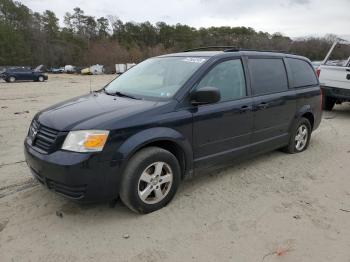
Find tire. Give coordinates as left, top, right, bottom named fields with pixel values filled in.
left=8, top=76, right=16, bottom=83
left=283, top=117, right=312, bottom=154
left=37, top=76, right=44, bottom=82
left=119, top=147, right=181, bottom=214
left=323, top=96, right=336, bottom=111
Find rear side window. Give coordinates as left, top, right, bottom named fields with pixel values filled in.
left=249, top=58, right=288, bottom=95
left=287, top=58, right=318, bottom=88
left=196, top=59, right=246, bottom=102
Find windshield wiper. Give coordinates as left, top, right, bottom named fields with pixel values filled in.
left=115, top=91, right=139, bottom=99
left=103, top=89, right=139, bottom=100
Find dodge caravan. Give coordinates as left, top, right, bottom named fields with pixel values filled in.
left=24, top=49, right=322, bottom=213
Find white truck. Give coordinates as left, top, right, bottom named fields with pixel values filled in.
left=318, top=40, right=350, bottom=111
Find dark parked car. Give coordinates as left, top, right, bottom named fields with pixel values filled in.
left=24, top=49, right=322, bottom=213
left=2, top=65, right=48, bottom=83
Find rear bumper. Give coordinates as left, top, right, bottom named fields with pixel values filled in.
left=24, top=138, right=122, bottom=202
left=321, top=86, right=350, bottom=100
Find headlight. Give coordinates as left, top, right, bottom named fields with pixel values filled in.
left=62, top=130, right=109, bottom=152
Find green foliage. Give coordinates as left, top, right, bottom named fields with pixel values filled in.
left=0, top=0, right=343, bottom=67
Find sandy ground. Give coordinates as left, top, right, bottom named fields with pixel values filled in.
left=0, top=74, right=350, bottom=262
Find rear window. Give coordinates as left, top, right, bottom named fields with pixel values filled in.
left=287, top=58, right=318, bottom=88
left=249, top=58, right=288, bottom=95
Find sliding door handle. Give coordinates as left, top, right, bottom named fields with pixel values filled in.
left=256, top=102, right=269, bottom=109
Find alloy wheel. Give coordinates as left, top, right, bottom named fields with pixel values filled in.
left=137, top=162, right=173, bottom=204
left=295, top=124, right=308, bottom=151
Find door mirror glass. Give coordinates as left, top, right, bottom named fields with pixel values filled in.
left=191, top=86, right=221, bottom=105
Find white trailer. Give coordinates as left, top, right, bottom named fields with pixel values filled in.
left=115, top=64, right=127, bottom=74
left=126, top=63, right=136, bottom=70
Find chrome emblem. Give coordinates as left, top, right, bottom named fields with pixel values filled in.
left=30, top=124, right=39, bottom=143
left=32, top=128, right=38, bottom=139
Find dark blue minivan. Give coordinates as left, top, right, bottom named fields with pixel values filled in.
left=24, top=49, right=322, bottom=213
left=1, top=65, right=48, bottom=83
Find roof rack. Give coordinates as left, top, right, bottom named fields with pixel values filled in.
left=183, top=46, right=294, bottom=54
left=183, top=46, right=238, bottom=52
left=224, top=48, right=293, bottom=54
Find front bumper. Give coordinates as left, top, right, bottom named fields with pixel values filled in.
left=24, top=138, right=122, bottom=202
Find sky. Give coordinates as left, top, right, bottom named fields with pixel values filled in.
left=20, top=0, right=350, bottom=40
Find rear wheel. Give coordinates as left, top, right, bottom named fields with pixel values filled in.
left=119, top=147, right=181, bottom=213
left=323, top=96, right=336, bottom=111
left=283, top=117, right=311, bottom=154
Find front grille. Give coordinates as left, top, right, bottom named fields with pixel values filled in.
left=29, top=120, right=60, bottom=153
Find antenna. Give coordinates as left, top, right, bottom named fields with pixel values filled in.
left=89, top=74, right=92, bottom=94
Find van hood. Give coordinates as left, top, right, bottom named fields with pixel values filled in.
left=36, top=92, right=163, bottom=131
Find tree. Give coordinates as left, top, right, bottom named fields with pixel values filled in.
left=71, top=7, right=85, bottom=34
left=97, top=17, right=109, bottom=38
left=0, top=0, right=343, bottom=67
left=84, top=16, right=97, bottom=39
left=42, top=10, right=59, bottom=38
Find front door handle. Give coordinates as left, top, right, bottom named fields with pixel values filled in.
left=239, top=105, right=250, bottom=113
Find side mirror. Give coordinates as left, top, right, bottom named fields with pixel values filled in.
left=191, top=87, right=221, bottom=105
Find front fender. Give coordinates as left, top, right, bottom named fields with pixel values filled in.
left=115, top=127, right=193, bottom=176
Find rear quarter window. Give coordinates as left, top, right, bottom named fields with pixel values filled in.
left=249, top=58, right=288, bottom=95
left=287, top=58, right=318, bottom=88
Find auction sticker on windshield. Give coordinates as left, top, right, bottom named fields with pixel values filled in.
left=182, top=57, right=207, bottom=63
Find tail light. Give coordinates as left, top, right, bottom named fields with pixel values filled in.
left=316, top=67, right=321, bottom=77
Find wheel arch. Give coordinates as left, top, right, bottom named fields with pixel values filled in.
left=293, top=105, right=315, bottom=130
left=301, top=112, right=314, bottom=130
left=116, top=127, right=193, bottom=179
left=6, top=74, right=16, bottom=81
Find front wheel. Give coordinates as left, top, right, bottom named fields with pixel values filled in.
left=283, top=117, right=312, bottom=154
left=119, top=147, right=181, bottom=213
left=37, top=76, right=45, bottom=82
left=8, top=76, right=16, bottom=83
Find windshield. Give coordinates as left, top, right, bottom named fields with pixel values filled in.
left=105, top=56, right=207, bottom=99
